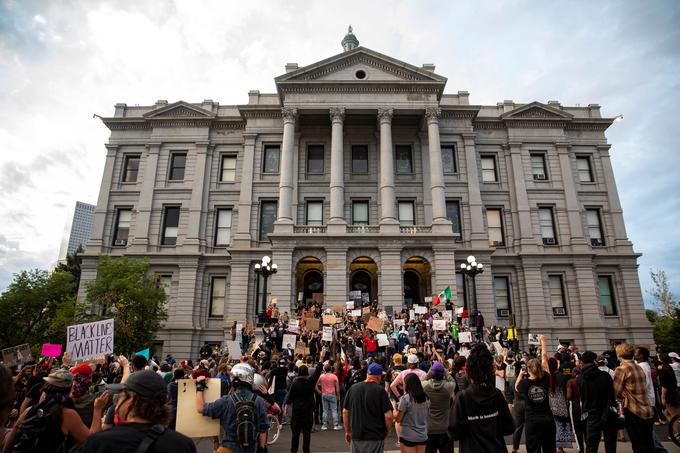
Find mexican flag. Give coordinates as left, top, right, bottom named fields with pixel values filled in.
left=433, top=286, right=452, bottom=306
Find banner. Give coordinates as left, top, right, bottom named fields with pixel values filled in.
left=282, top=334, right=297, bottom=350
left=288, top=319, right=300, bottom=333
left=376, top=333, right=389, bottom=347
left=41, top=344, right=62, bottom=358
left=459, top=331, right=473, bottom=343
left=528, top=333, right=541, bottom=345
left=433, top=319, right=446, bottom=331
left=66, top=318, right=114, bottom=361
left=176, top=378, right=221, bottom=437
left=322, top=326, right=333, bottom=342
left=226, top=340, right=242, bottom=359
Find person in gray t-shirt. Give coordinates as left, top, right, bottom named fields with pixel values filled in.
left=395, top=373, right=430, bottom=448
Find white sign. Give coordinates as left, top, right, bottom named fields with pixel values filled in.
left=409, top=309, right=415, bottom=320
left=456, top=306, right=464, bottom=314
left=459, top=331, right=473, bottom=343
left=288, top=319, right=299, bottom=333
left=282, top=334, right=297, bottom=350
left=66, top=318, right=114, bottom=361
left=495, top=375, right=505, bottom=392
left=226, top=340, right=242, bottom=359
left=376, top=333, right=389, bottom=347
left=298, top=292, right=304, bottom=301
left=346, top=301, right=354, bottom=310
left=528, top=333, right=541, bottom=345
left=415, top=305, right=427, bottom=314
left=235, top=323, right=243, bottom=342
left=322, top=326, right=333, bottom=342
left=349, top=290, right=362, bottom=299
left=433, top=319, right=447, bottom=331
left=424, top=296, right=433, bottom=303
left=443, top=311, right=453, bottom=322
left=393, top=319, right=405, bottom=328
left=351, top=309, right=362, bottom=317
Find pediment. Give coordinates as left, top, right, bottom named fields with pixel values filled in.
left=501, top=102, right=573, bottom=120
left=143, top=101, right=216, bottom=119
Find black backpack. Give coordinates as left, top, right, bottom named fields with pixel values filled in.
left=231, top=393, right=259, bottom=448
left=12, top=402, right=67, bottom=453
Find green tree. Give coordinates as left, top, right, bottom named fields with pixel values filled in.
left=85, top=255, right=168, bottom=355
left=54, top=245, right=83, bottom=291
left=648, top=269, right=679, bottom=319
left=652, top=308, right=680, bottom=353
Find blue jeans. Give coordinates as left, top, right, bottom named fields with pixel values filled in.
left=322, top=394, right=338, bottom=428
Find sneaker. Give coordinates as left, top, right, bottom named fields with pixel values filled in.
left=333, top=425, right=342, bottom=431
left=321, top=426, right=328, bottom=431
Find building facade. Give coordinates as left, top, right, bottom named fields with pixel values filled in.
left=58, top=201, right=96, bottom=262
left=80, top=31, right=652, bottom=357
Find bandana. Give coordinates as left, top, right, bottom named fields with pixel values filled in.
left=71, top=371, right=92, bottom=398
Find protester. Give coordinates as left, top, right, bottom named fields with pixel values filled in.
left=286, top=361, right=324, bottom=453
left=669, top=352, right=680, bottom=385
left=565, top=368, right=585, bottom=453
left=511, top=358, right=527, bottom=453
left=394, top=373, right=430, bottom=453
left=390, top=355, right=426, bottom=398
left=317, top=364, right=342, bottom=431
left=0, top=365, right=15, bottom=451
left=421, top=361, right=455, bottom=453
left=546, top=356, right=573, bottom=452
left=657, top=352, right=680, bottom=419
left=70, top=363, right=97, bottom=427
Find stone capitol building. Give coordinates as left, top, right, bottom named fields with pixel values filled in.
left=79, top=28, right=652, bottom=357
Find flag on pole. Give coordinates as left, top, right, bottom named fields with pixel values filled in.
left=444, top=286, right=452, bottom=302
left=433, top=286, right=452, bottom=306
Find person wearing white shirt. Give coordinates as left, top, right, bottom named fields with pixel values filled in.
left=669, top=352, right=680, bottom=387
left=636, top=347, right=668, bottom=453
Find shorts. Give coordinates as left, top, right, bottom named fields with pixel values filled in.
left=399, top=437, right=427, bottom=447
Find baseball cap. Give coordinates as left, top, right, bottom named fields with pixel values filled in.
left=407, top=354, right=418, bottom=364
left=367, top=363, right=383, bottom=375
left=431, top=361, right=445, bottom=377
left=70, top=363, right=93, bottom=376
left=43, top=369, right=74, bottom=388
left=669, top=352, right=679, bottom=359
left=106, top=370, right=166, bottom=397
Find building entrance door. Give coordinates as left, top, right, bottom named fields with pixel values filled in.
left=402, top=256, right=431, bottom=307
left=349, top=257, right=378, bottom=306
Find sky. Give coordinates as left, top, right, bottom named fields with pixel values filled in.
left=0, top=0, right=679, bottom=307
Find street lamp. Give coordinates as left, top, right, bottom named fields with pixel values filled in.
left=254, top=255, right=277, bottom=323
left=460, top=255, right=484, bottom=313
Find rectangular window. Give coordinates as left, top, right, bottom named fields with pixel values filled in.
left=494, top=276, right=511, bottom=317
left=220, top=156, right=236, bottom=182
left=113, top=209, right=132, bottom=246
left=352, top=145, right=368, bottom=174
left=539, top=207, right=558, bottom=245
left=210, top=277, right=226, bottom=317
left=446, top=200, right=462, bottom=236
left=481, top=155, right=498, bottom=182
left=549, top=275, right=567, bottom=316
left=161, top=206, right=180, bottom=245
left=530, top=154, right=548, bottom=180
left=586, top=209, right=605, bottom=246
left=259, top=201, right=278, bottom=241
left=122, top=155, right=140, bottom=182
left=395, top=145, right=413, bottom=174
left=441, top=145, right=457, bottom=173
left=168, top=153, right=187, bottom=181
left=307, top=145, right=324, bottom=174
left=456, top=272, right=467, bottom=309
left=159, top=275, right=172, bottom=298
left=263, top=145, right=280, bottom=173
left=598, top=276, right=617, bottom=316
left=306, top=201, right=323, bottom=225
left=486, top=208, right=504, bottom=246
left=576, top=156, right=594, bottom=182
left=215, top=209, right=232, bottom=246
left=398, top=201, right=415, bottom=226
left=352, top=201, right=369, bottom=225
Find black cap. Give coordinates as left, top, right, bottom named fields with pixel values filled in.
left=107, top=370, right=166, bottom=397
left=581, top=351, right=597, bottom=364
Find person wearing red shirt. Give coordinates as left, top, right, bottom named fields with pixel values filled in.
left=364, top=331, right=378, bottom=358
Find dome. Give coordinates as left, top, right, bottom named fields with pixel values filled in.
left=341, top=25, right=360, bottom=52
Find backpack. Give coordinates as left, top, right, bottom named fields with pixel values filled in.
left=12, top=402, right=67, bottom=453
left=346, top=369, right=363, bottom=389
left=231, top=393, right=259, bottom=448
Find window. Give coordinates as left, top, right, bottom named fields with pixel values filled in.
left=263, top=145, right=280, bottom=173
left=159, top=275, right=172, bottom=298
left=352, top=200, right=369, bottom=225
left=494, top=276, right=511, bottom=317
left=549, top=275, right=567, bottom=316
left=481, top=155, right=498, bottom=182
left=576, top=156, right=594, bottom=182
left=259, top=201, right=277, bottom=241
left=446, top=200, right=462, bottom=236
left=113, top=209, right=132, bottom=246
left=398, top=201, right=415, bottom=226
left=168, top=153, right=186, bottom=181
left=215, top=209, right=232, bottom=246
left=586, top=209, right=605, bottom=246
left=122, top=155, right=140, bottom=182
left=306, top=201, right=323, bottom=225
left=456, top=272, right=467, bottom=309
left=210, top=277, right=226, bottom=317
left=598, top=276, right=617, bottom=316
left=395, top=145, right=413, bottom=174
left=220, top=156, right=236, bottom=182
left=352, top=145, right=368, bottom=174
left=539, top=207, right=558, bottom=245
left=161, top=206, right=180, bottom=245
left=441, top=145, right=457, bottom=173
left=530, top=154, right=548, bottom=180
left=307, top=145, right=324, bottom=174
left=486, top=208, right=504, bottom=246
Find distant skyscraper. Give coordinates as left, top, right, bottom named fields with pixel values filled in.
left=58, top=201, right=95, bottom=261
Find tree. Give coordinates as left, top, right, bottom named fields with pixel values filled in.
left=648, top=269, right=679, bottom=319
left=54, top=245, right=83, bottom=291
left=652, top=308, right=680, bottom=353
left=85, top=255, right=168, bottom=355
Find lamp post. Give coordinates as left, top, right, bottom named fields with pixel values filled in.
left=254, top=255, right=277, bottom=323
left=460, top=255, right=484, bottom=314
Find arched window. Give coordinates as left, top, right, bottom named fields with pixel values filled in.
left=403, top=270, right=421, bottom=307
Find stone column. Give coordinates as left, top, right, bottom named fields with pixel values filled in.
left=275, top=107, right=297, bottom=234
left=556, top=142, right=589, bottom=251
left=233, top=133, right=257, bottom=248
left=508, top=142, right=536, bottom=251
left=88, top=144, right=118, bottom=252
left=378, top=108, right=398, bottom=232
left=271, top=248, right=294, bottom=315
left=462, top=134, right=487, bottom=247
left=185, top=142, right=210, bottom=252
left=425, top=107, right=451, bottom=233
left=328, top=108, right=346, bottom=233
left=598, top=144, right=632, bottom=249
left=225, top=257, right=252, bottom=328
left=130, top=142, right=160, bottom=252
left=325, top=248, right=348, bottom=306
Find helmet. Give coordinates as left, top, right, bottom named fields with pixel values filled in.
left=231, top=363, right=254, bottom=387
left=253, top=373, right=265, bottom=388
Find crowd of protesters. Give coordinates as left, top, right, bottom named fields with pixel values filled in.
left=0, top=297, right=679, bottom=453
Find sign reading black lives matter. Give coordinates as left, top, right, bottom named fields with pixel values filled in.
left=66, top=319, right=114, bottom=361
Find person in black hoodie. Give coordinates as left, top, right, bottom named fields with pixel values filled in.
left=577, top=350, right=617, bottom=453
left=285, top=361, right=323, bottom=453
left=451, top=344, right=515, bottom=452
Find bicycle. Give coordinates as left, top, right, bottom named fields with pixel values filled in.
left=268, top=413, right=281, bottom=445
left=669, top=414, right=680, bottom=448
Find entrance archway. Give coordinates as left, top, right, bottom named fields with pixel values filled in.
left=295, top=257, right=324, bottom=309
left=403, top=256, right=431, bottom=307
left=349, top=257, right=378, bottom=306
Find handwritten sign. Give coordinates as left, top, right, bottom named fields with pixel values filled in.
left=226, top=340, right=242, bottom=359
left=424, top=296, right=433, bottom=303
left=333, top=305, right=344, bottom=314
left=282, top=334, right=297, bottom=350
left=459, top=331, right=473, bottom=343
left=322, top=326, right=333, bottom=342
left=66, top=318, right=114, bottom=361
left=376, top=333, right=389, bottom=347
left=323, top=314, right=337, bottom=325
left=367, top=316, right=384, bottom=332
left=288, top=319, right=300, bottom=333
left=443, top=311, right=453, bottom=322
left=176, top=378, right=221, bottom=437
left=433, top=319, right=446, bottom=331
left=528, top=333, right=541, bottom=345
left=362, top=306, right=371, bottom=314
left=41, top=344, right=62, bottom=357
left=351, top=309, right=362, bottom=317
left=393, top=319, right=405, bottom=328
left=349, top=290, right=361, bottom=300
left=409, top=310, right=415, bottom=320
left=414, top=305, right=427, bottom=314
left=346, top=301, right=354, bottom=310
left=362, top=293, right=369, bottom=303
left=295, top=341, right=310, bottom=356
left=305, top=317, right=320, bottom=331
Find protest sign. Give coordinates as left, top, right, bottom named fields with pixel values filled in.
left=367, top=316, right=384, bottom=332
left=456, top=306, right=464, bottom=315
left=528, top=333, right=541, bottom=345
left=333, top=304, right=344, bottom=314
left=41, top=344, right=62, bottom=358
left=384, top=306, right=394, bottom=317
left=2, top=344, right=33, bottom=366
left=322, top=326, right=333, bottom=342
left=377, top=311, right=388, bottom=320
left=433, top=320, right=447, bottom=331
left=295, top=341, right=310, bottom=356
left=176, top=378, right=221, bottom=437
left=376, top=333, right=389, bottom=347
left=393, top=319, right=405, bottom=328
left=414, top=305, right=427, bottom=314
left=305, top=317, right=320, bottom=331
left=134, top=348, right=150, bottom=360
left=288, top=319, right=300, bottom=333
left=495, top=375, right=505, bottom=392
left=362, top=306, right=371, bottom=314
left=362, top=312, right=372, bottom=323
left=312, top=293, right=324, bottom=303
left=297, top=292, right=303, bottom=301
left=66, top=318, right=114, bottom=361
left=409, top=309, right=415, bottom=320
left=349, top=290, right=361, bottom=300
left=282, top=334, right=297, bottom=350
left=226, top=340, right=242, bottom=359
left=443, top=311, right=453, bottom=322
left=351, top=309, right=362, bottom=317
left=424, top=296, right=433, bottom=303
left=346, top=301, right=354, bottom=310
left=361, top=293, right=370, bottom=303
left=459, top=331, right=473, bottom=343
left=235, top=323, right=243, bottom=342
left=492, top=342, right=504, bottom=355
left=323, top=314, right=337, bottom=325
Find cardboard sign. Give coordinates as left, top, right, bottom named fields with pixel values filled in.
left=362, top=306, right=371, bottom=314
left=333, top=304, right=344, bottom=314
left=346, top=301, right=354, bottom=310
left=393, top=319, right=405, bottom=328
left=41, top=344, right=62, bottom=358
left=322, top=326, right=333, bottom=342
left=282, top=334, right=297, bottom=350
left=351, top=309, right=362, bottom=317
left=288, top=319, right=300, bottom=333
left=226, top=340, right=242, bottom=359
left=414, top=305, right=427, bottom=314
left=295, top=341, right=310, bottom=356
left=312, top=293, right=324, bottom=303
left=323, top=315, right=337, bottom=325
left=433, top=320, right=447, bottom=331
left=443, top=311, right=453, bottom=322
left=492, top=341, right=504, bottom=355
left=367, top=317, right=384, bottom=332
left=349, top=290, right=361, bottom=300
left=528, top=333, right=541, bottom=345
left=376, top=333, right=389, bottom=347
left=305, top=317, right=320, bottom=331
left=176, top=378, right=221, bottom=438
left=459, top=331, right=473, bottom=343
left=66, top=318, right=114, bottom=361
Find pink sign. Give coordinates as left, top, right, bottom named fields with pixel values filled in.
left=41, top=344, right=62, bottom=357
